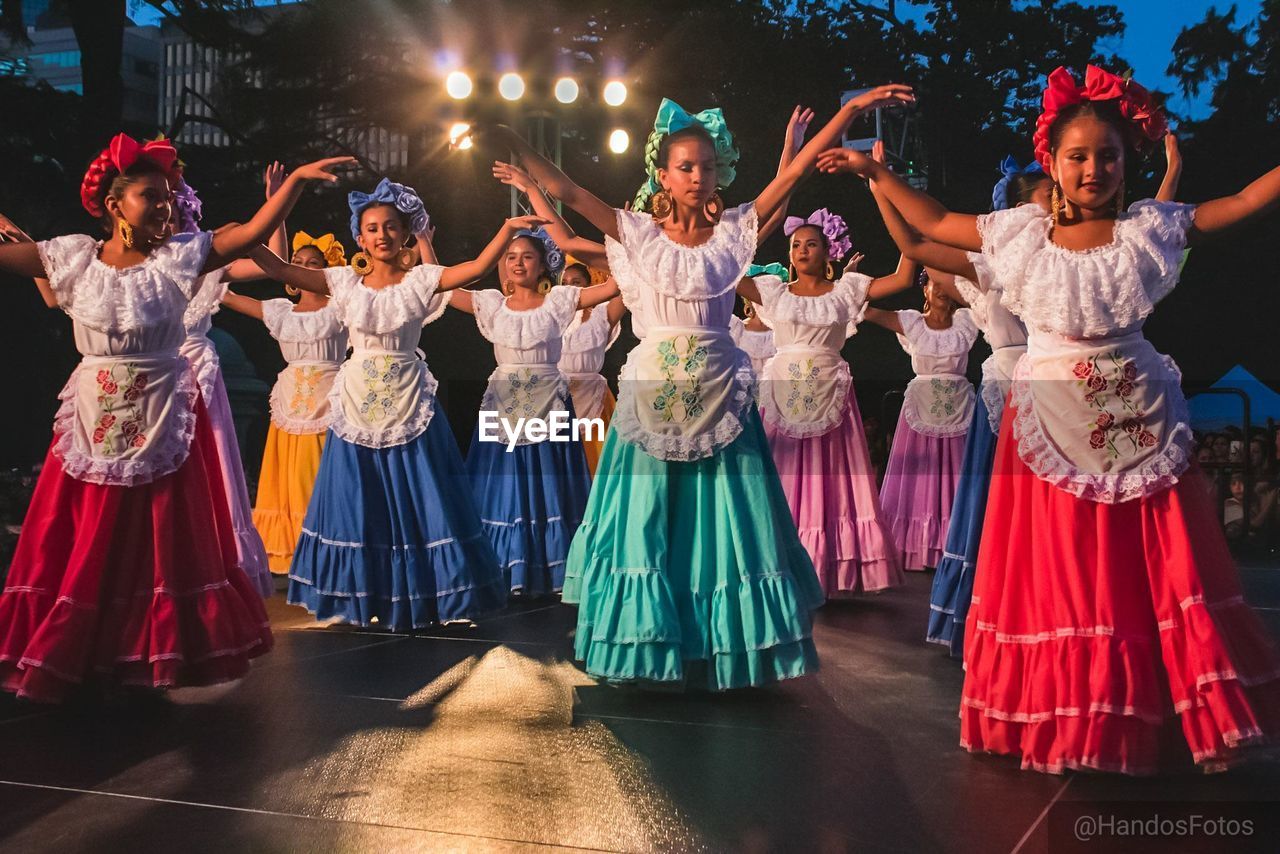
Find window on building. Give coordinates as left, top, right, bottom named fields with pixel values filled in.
left=35, top=50, right=82, bottom=68
left=0, top=57, right=32, bottom=77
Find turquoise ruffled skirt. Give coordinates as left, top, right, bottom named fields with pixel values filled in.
left=562, top=407, right=824, bottom=690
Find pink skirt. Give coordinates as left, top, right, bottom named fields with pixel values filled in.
left=764, top=396, right=903, bottom=594
left=879, top=408, right=966, bottom=571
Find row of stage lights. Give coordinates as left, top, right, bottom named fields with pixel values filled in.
left=443, top=70, right=633, bottom=154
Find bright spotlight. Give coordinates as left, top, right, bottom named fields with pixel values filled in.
left=603, top=80, right=627, bottom=107
left=445, top=71, right=472, bottom=100
left=608, top=128, right=630, bottom=154
left=554, top=77, right=579, bottom=104
left=449, top=122, right=473, bottom=150
left=498, top=72, right=525, bottom=101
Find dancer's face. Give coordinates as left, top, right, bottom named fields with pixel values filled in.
left=357, top=204, right=407, bottom=262
left=1050, top=116, right=1125, bottom=213
left=503, top=237, right=545, bottom=291
left=561, top=267, right=591, bottom=289
left=924, top=279, right=953, bottom=313
left=106, top=172, right=173, bottom=245
left=789, top=225, right=830, bottom=278
left=658, top=136, right=717, bottom=212
left=291, top=245, right=327, bottom=270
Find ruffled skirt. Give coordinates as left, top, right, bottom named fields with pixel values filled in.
left=288, top=417, right=507, bottom=629
left=0, top=401, right=274, bottom=702
left=960, top=399, right=1280, bottom=774
left=202, top=369, right=273, bottom=597
left=927, top=393, right=999, bottom=657
left=252, top=425, right=326, bottom=576
left=465, top=415, right=592, bottom=597
left=764, top=395, right=902, bottom=595
left=563, top=407, right=824, bottom=691
left=879, top=409, right=966, bottom=571
left=583, top=388, right=616, bottom=477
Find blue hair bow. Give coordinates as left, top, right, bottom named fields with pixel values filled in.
left=348, top=177, right=430, bottom=240
left=991, top=156, right=1045, bottom=212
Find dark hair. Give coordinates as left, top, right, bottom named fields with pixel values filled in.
left=358, top=201, right=411, bottom=234
left=657, top=125, right=715, bottom=170
left=1047, top=100, right=1130, bottom=158
left=563, top=262, right=590, bottom=282
left=91, top=160, right=172, bottom=233
left=292, top=244, right=325, bottom=262
left=1008, top=171, right=1051, bottom=206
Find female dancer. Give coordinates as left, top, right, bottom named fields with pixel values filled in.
left=221, top=230, right=350, bottom=578
left=732, top=268, right=777, bottom=378
left=861, top=272, right=978, bottom=572
left=172, top=171, right=278, bottom=598
left=488, top=85, right=915, bottom=689
left=558, top=260, right=625, bottom=476
left=252, top=178, right=541, bottom=629
left=819, top=65, right=1280, bottom=772
left=0, top=134, right=350, bottom=700
left=737, top=210, right=916, bottom=595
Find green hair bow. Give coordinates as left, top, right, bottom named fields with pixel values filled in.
left=747, top=262, right=789, bottom=282
left=633, top=98, right=740, bottom=214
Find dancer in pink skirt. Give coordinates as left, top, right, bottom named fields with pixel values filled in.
left=739, top=210, right=916, bottom=594
left=863, top=276, right=978, bottom=571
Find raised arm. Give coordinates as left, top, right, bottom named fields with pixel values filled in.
left=248, top=244, right=329, bottom=295
left=861, top=306, right=903, bottom=335
left=735, top=276, right=762, bottom=306
left=754, top=85, right=914, bottom=223
left=205, top=156, right=355, bottom=273
left=817, top=146, right=980, bottom=251
left=220, top=290, right=265, bottom=320
left=0, top=214, right=55, bottom=305
left=221, top=162, right=290, bottom=282
left=493, top=161, right=610, bottom=269
left=414, top=224, right=438, bottom=265
left=1155, top=133, right=1182, bottom=203
left=447, top=288, right=475, bottom=314
left=438, top=214, right=549, bottom=291
left=1186, top=163, right=1280, bottom=240
left=866, top=254, right=921, bottom=300
left=0, top=240, right=45, bottom=279
left=575, top=277, right=621, bottom=310
left=483, top=125, right=618, bottom=239
left=605, top=293, right=627, bottom=327
left=759, top=106, right=814, bottom=245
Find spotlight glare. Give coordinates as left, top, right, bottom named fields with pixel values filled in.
left=449, top=122, right=473, bottom=150
left=445, top=70, right=473, bottom=100
left=554, top=77, right=579, bottom=104
left=498, top=72, right=525, bottom=101
left=608, top=128, right=630, bottom=154
left=603, top=80, right=627, bottom=107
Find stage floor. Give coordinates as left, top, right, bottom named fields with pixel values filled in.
left=2, top=570, right=1279, bottom=853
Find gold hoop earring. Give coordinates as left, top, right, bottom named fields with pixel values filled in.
left=537, top=276, right=553, bottom=295
left=703, top=192, right=724, bottom=222
left=742, top=299, right=755, bottom=320
left=351, top=251, right=373, bottom=277
left=285, top=285, right=301, bottom=297
left=118, top=220, right=134, bottom=250
left=825, top=261, right=836, bottom=281
left=650, top=189, right=673, bottom=221
left=1114, top=179, right=1125, bottom=216
left=397, top=248, right=416, bottom=271
left=1051, top=183, right=1063, bottom=225
left=501, top=280, right=512, bottom=297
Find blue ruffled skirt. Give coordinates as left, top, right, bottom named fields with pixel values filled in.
left=563, top=407, right=824, bottom=691
left=288, top=416, right=507, bottom=629
left=926, top=391, right=999, bottom=658
left=465, top=416, right=592, bottom=596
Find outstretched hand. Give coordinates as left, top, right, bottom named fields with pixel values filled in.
left=871, top=139, right=886, bottom=164
left=505, top=214, right=550, bottom=232
left=0, top=212, right=32, bottom=243
left=493, top=161, right=535, bottom=194
left=816, top=147, right=877, bottom=177
left=784, top=105, right=815, bottom=154
left=264, top=161, right=285, bottom=198
left=290, top=156, right=357, bottom=183
left=845, top=84, right=915, bottom=116
left=846, top=251, right=865, bottom=272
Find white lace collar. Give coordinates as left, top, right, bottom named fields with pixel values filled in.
left=261, top=298, right=345, bottom=342
left=562, top=305, right=621, bottom=354
left=605, top=202, right=758, bottom=301
left=472, top=285, right=581, bottom=349
left=897, top=308, right=978, bottom=356
left=753, top=271, right=871, bottom=334
left=324, top=264, right=447, bottom=334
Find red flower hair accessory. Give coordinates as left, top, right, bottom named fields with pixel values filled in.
left=1032, top=65, right=1167, bottom=172
left=80, top=133, right=182, bottom=217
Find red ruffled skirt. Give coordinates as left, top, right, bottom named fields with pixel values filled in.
left=0, top=399, right=273, bottom=703
left=961, top=399, right=1280, bottom=774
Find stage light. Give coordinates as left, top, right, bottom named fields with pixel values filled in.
left=603, top=80, right=627, bottom=107
left=449, top=122, right=473, bottom=150
left=608, top=129, right=630, bottom=154
left=445, top=71, right=472, bottom=100
left=554, top=77, right=579, bottom=104
left=498, top=72, right=525, bottom=101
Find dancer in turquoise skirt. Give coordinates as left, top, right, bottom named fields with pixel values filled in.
left=485, top=84, right=914, bottom=689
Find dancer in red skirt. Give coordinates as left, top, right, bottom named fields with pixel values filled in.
left=818, top=65, right=1280, bottom=773
left=0, top=134, right=352, bottom=702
